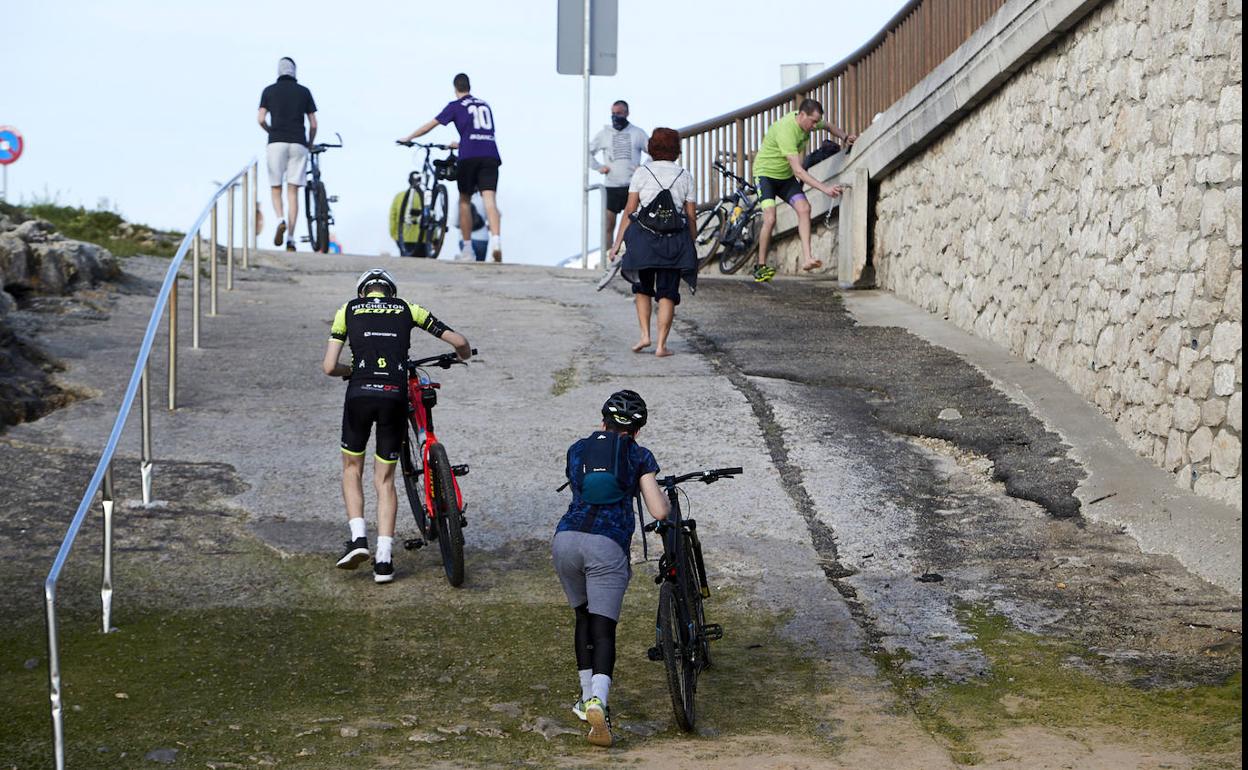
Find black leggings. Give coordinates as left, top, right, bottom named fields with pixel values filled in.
left=574, top=604, right=618, bottom=678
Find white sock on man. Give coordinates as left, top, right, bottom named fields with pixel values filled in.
left=578, top=669, right=593, bottom=701
left=591, top=673, right=611, bottom=706
left=376, top=535, right=393, bottom=563
left=348, top=517, right=366, bottom=541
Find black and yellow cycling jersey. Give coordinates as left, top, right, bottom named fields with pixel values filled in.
left=330, top=291, right=451, bottom=400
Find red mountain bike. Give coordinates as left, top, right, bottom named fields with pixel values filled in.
left=399, top=349, right=476, bottom=586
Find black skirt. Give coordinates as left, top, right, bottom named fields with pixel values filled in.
left=621, top=222, right=698, bottom=295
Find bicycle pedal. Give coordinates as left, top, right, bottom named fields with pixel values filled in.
left=646, top=646, right=664, bottom=662
left=702, top=624, right=723, bottom=641
left=403, top=538, right=427, bottom=551
left=452, top=464, right=469, bottom=476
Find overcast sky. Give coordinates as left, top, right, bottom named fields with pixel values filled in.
left=5, top=1, right=906, bottom=265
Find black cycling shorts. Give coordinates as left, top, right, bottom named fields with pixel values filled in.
left=631, top=267, right=682, bottom=305
left=605, top=186, right=629, bottom=214
left=756, top=175, right=806, bottom=208
left=341, top=395, right=407, bottom=463
left=456, top=156, right=501, bottom=194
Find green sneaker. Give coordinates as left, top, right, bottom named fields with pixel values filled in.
left=752, top=264, right=776, bottom=283
left=584, top=696, right=613, bottom=747
left=571, top=698, right=588, bottom=722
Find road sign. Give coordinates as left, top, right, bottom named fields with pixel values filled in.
left=0, top=127, right=23, bottom=165
left=556, top=0, right=618, bottom=76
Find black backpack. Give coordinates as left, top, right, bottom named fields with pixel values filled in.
left=572, top=431, right=634, bottom=505
left=634, top=166, right=686, bottom=234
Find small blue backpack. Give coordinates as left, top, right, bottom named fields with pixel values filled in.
left=573, top=431, right=634, bottom=504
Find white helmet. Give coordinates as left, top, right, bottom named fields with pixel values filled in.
left=356, top=268, right=397, bottom=297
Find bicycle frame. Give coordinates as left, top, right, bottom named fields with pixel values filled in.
left=406, top=366, right=465, bottom=520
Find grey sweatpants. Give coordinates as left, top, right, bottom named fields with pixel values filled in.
left=552, top=530, right=632, bottom=621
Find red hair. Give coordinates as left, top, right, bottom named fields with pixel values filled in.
left=647, top=128, right=681, bottom=161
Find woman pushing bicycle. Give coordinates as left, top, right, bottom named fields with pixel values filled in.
left=553, top=390, right=670, bottom=747
left=322, top=269, right=471, bottom=583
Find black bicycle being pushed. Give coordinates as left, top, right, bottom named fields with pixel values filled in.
left=692, top=162, right=762, bottom=275
left=304, top=132, right=342, bottom=253
left=644, top=466, right=741, bottom=731
left=394, top=141, right=456, bottom=258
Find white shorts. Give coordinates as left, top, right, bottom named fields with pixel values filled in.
left=266, top=142, right=308, bottom=187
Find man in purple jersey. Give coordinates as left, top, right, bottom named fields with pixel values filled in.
left=399, top=73, right=504, bottom=262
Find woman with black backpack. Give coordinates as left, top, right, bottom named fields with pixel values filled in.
left=605, top=128, right=698, bottom=358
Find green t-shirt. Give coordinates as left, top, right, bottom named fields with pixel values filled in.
left=753, top=111, right=825, bottom=180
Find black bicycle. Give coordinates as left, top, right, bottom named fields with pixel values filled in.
left=644, top=466, right=741, bottom=731
left=691, top=163, right=762, bottom=275
left=394, top=141, right=455, bottom=258
left=304, top=133, right=342, bottom=253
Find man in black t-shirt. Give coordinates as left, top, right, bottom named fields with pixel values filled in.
left=258, top=57, right=317, bottom=251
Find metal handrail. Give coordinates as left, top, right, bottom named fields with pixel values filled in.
left=676, top=0, right=1007, bottom=205
left=43, top=156, right=259, bottom=770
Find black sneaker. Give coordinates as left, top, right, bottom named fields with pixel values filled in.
left=373, top=559, right=395, bottom=584
left=274, top=220, right=286, bottom=247
left=336, top=537, right=370, bottom=569
left=285, top=241, right=297, bottom=252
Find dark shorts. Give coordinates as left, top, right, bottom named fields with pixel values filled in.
left=457, top=156, right=501, bottom=194
left=341, top=395, right=407, bottom=463
left=631, top=268, right=681, bottom=305
left=756, top=175, right=806, bottom=209
left=605, top=186, right=629, bottom=214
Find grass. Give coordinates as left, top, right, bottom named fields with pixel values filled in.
left=1, top=200, right=182, bottom=258
left=0, top=546, right=841, bottom=769
left=873, top=605, right=1243, bottom=765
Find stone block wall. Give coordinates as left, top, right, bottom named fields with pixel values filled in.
left=767, top=209, right=840, bottom=278
left=874, top=0, right=1242, bottom=507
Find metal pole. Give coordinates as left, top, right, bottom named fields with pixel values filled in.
left=209, top=201, right=218, bottom=316
left=168, top=277, right=178, bottom=410
left=100, top=463, right=115, bottom=633
left=192, top=233, right=201, bottom=348
left=580, top=0, right=591, bottom=270
left=140, top=363, right=153, bottom=505
left=226, top=184, right=235, bottom=290
left=241, top=172, right=250, bottom=269
left=45, top=583, right=65, bottom=770
left=251, top=161, right=259, bottom=255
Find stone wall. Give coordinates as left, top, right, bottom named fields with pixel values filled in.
left=874, top=0, right=1242, bottom=507
left=766, top=209, right=840, bottom=278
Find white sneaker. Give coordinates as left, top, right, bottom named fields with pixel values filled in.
left=488, top=235, right=502, bottom=262
left=455, top=243, right=475, bottom=261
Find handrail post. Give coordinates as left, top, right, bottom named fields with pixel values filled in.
left=140, top=363, right=153, bottom=505
left=168, top=276, right=178, bottom=410
left=192, top=233, right=201, bottom=348
left=226, top=184, right=235, bottom=291
left=241, top=172, right=250, bottom=269
left=251, top=161, right=259, bottom=256
left=45, top=582, right=65, bottom=770
left=735, top=118, right=746, bottom=183
left=209, top=201, right=218, bottom=316
left=101, top=463, right=115, bottom=633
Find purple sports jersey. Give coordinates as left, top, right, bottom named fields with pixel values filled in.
left=435, top=96, right=501, bottom=161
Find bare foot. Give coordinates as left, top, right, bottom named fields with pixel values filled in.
left=631, top=340, right=651, bottom=353
left=655, top=348, right=674, bottom=358
left=801, top=259, right=823, bottom=271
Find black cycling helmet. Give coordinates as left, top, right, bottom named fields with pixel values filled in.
left=602, top=389, right=647, bottom=430
left=356, top=268, right=397, bottom=297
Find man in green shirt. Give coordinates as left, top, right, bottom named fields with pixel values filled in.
left=750, top=98, right=855, bottom=282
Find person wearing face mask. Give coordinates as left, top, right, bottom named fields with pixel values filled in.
left=589, top=101, right=649, bottom=257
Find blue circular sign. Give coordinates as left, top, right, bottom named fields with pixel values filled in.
left=0, top=127, right=23, bottom=165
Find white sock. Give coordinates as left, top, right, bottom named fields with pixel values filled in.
left=348, top=518, right=366, bottom=541
left=591, top=674, right=611, bottom=706
left=578, top=669, right=593, bottom=701
left=376, top=535, right=393, bottom=563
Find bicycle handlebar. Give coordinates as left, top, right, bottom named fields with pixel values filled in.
left=396, top=141, right=452, bottom=150
left=658, top=467, right=743, bottom=489
left=311, top=132, right=344, bottom=153
left=407, top=348, right=478, bottom=370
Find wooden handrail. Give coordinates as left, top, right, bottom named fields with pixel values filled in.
left=677, top=0, right=1006, bottom=205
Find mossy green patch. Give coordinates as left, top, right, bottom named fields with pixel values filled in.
left=0, top=553, right=840, bottom=769
left=1, top=200, right=183, bottom=258
left=874, top=605, right=1242, bottom=765
left=551, top=363, right=577, bottom=397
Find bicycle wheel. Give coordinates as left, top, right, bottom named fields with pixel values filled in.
left=685, top=543, right=711, bottom=668
left=424, top=184, right=449, bottom=258
left=304, top=183, right=317, bottom=248
left=718, top=213, right=759, bottom=275
left=398, top=431, right=430, bottom=539
left=427, top=442, right=464, bottom=586
left=313, top=182, right=331, bottom=253
left=694, top=208, right=725, bottom=270
left=658, top=581, right=696, bottom=731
